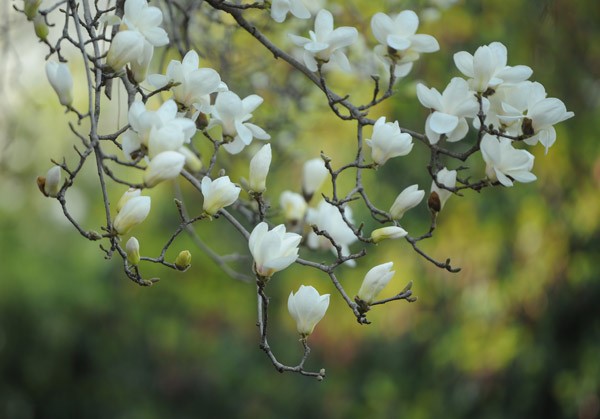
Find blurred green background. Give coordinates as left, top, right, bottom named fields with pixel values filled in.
left=1, top=0, right=599, bottom=418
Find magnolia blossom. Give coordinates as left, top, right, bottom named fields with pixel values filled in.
left=113, top=195, right=151, bottom=235
left=417, top=77, right=479, bottom=144
left=43, top=166, right=62, bottom=197
left=454, top=42, right=532, bottom=93
left=248, top=144, right=272, bottom=193
left=498, top=82, right=574, bottom=152
left=271, top=0, right=311, bottom=23
left=148, top=50, right=226, bottom=113
left=249, top=222, right=302, bottom=278
left=201, top=176, right=241, bottom=215
left=306, top=200, right=357, bottom=266
left=287, top=285, right=330, bottom=337
left=371, top=10, right=439, bottom=78
left=208, top=91, right=270, bottom=154
left=280, top=191, right=308, bottom=222
left=302, top=158, right=328, bottom=201
left=365, top=116, right=413, bottom=165
left=45, top=61, right=73, bottom=106
left=430, top=168, right=457, bottom=211
left=143, top=150, right=186, bottom=187
left=125, top=237, right=140, bottom=266
left=389, top=184, right=424, bottom=219
left=371, top=226, right=408, bottom=243
left=289, top=9, right=358, bottom=72
left=121, top=100, right=196, bottom=160
left=106, top=0, right=168, bottom=76
left=480, top=135, right=536, bottom=187
left=357, top=262, right=395, bottom=304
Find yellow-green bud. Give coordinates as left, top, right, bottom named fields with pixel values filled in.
left=24, top=0, right=42, bottom=20
left=175, top=250, right=192, bottom=271
left=125, top=237, right=140, bottom=266
left=33, top=14, right=48, bottom=40
left=371, top=226, right=407, bottom=243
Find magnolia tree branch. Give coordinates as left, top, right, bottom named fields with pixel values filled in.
left=21, top=0, right=573, bottom=378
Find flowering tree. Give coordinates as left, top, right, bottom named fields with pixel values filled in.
left=18, top=0, right=573, bottom=379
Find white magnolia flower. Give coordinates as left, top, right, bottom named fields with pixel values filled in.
left=280, top=191, right=308, bottom=222
left=129, top=40, right=154, bottom=83
left=106, top=30, right=147, bottom=70
left=389, top=184, right=424, bottom=220
left=365, top=116, right=413, bottom=165
left=208, top=91, right=270, bottom=154
left=302, top=158, right=328, bottom=201
left=371, top=10, right=439, bottom=78
left=43, top=166, right=62, bottom=197
left=121, top=100, right=196, bottom=160
left=271, top=0, right=311, bottom=23
left=201, top=176, right=241, bottom=215
left=289, top=9, right=358, bottom=72
left=143, top=150, right=186, bottom=187
left=498, top=82, right=574, bottom=152
left=249, top=144, right=272, bottom=193
left=430, top=168, right=457, bottom=211
left=417, top=77, right=479, bottom=144
left=453, top=42, right=532, bottom=93
left=249, top=222, right=302, bottom=278
left=480, top=135, right=536, bottom=187
left=357, top=262, right=395, bottom=304
left=45, top=61, right=73, bottom=106
left=125, top=237, right=140, bottom=266
left=148, top=50, right=226, bottom=113
left=306, top=200, right=357, bottom=266
left=371, top=226, right=408, bottom=243
left=288, top=285, right=330, bottom=337
left=113, top=195, right=151, bottom=235
left=121, top=0, right=169, bottom=47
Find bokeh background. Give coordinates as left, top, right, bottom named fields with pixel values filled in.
left=1, top=0, right=599, bottom=418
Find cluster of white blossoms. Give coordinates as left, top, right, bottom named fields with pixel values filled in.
left=417, top=41, right=573, bottom=188
left=37, top=0, right=574, bottom=354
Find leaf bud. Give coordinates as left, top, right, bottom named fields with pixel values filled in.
left=175, top=250, right=192, bottom=271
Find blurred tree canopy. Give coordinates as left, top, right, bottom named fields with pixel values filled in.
left=0, top=0, right=599, bottom=418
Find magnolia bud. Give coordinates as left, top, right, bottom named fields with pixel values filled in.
left=113, top=196, right=151, bottom=235
left=279, top=191, right=307, bottom=223
left=129, top=41, right=153, bottom=83
left=430, top=168, right=457, bottom=211
left=302, top=158, right=328, bottom=201
left=178, top=147, right=203, bottom=173
left=116, top=188, right=141, bottom=213
left=175, top=250, right=192, bottom=271
left=371, top=226, right=407, bottom=243
left=248, top=144, right=272, bottom=193
left=357, top=262, right=395, bottom=305
left=24, top=0, right=42, bottom=20
left=33, top=14, right=49, bottom=41
left=38, top=166, right=61, bottom=197
left=125, top=237, right=140, bottom=266
left=389, top=184, right=425, bottom=219
left=144, top=151, right=186, bottom=187
left=45, top=61, right=73, bottom=107
left=288, top=285, right=330, bottom=337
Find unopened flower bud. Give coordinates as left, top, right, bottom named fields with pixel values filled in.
left=33, top=14, right=49, bottom=40
left=39, top=166, right=61, bottom=197
left=175, top=250, right=192, bottom=270
left=249, top=144, right=272, bottom=193
left=178, top=147, right=203, bottom=173
left=430, top=168, right=457, bottom=211
left=113, top=195, right=151, bottom=235
left=302, top=158, right=328, bottom=201
left=144, top=151, right=186, bottom=187
left=45, top=61, right=73, bottom=107
left=116, top=188, right=141, bottom=213
left=288, top=285, right=330, bottom=337
left=357, top=262, right=395, bottom=305
left=24, top=0, right=42, bottom=20
left=371, top=226, right=407, bottom=243
left=125, top=237, right=140, bottom=266
left=389, top=184, right=424, bottom=219
left=201, top=176, right=241, bottom=216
